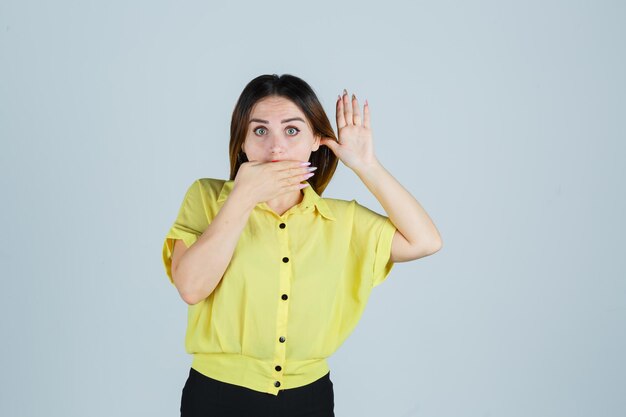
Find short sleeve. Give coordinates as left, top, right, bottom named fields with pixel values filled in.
left=351, top=201, right=397, bottom=288
left=162, top=180, right=209, bottom=285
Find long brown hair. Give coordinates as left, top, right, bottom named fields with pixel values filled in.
left=228, top=74, right=338, bottom=195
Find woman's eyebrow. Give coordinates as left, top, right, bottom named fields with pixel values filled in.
left=249, top=117, right=306, bottom=124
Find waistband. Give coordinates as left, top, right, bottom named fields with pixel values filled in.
left=191, top=352, right=330, bottom=396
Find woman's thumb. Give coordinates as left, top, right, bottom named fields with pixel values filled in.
left=320, top=137, right=339, bottom=153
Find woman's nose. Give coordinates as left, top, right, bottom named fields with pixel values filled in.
left=268, top=133, right=287, bottom=149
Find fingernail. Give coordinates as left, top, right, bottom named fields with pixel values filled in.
left=343, top=88, right=347, bottom=96
left=300, top=161, right=312, bottom=166
left=306, top=166, right=318, bottom=172
left=352, top=93, right=356, bottom=100
left=304, top=172, right=315, bottom=179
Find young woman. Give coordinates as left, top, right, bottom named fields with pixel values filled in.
left=162, top=74, right=442, bottom=417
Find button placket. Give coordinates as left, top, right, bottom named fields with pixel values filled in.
left=273, top=220, right=291, bottom=389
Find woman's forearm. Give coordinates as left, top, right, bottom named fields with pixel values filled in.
left=353, top=158, right=442, bottom=252
left=174, top=188, right=256, bottom=305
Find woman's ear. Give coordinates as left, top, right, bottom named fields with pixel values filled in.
left=312, top=134, right=321, bottom=152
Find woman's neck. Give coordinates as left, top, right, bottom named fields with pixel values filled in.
left=265, top=189, right=304, bottom=216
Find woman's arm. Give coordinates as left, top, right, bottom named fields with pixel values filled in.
left=321, top=90, right=442, bottom=262
left=172, top=160, right=315, bottom=304
left=353, top=159, right=442, bottom=262
left=172, top=187, right=256, bottom=305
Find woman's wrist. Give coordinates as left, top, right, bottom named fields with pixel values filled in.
left=228, top=186, right=258, bottom=212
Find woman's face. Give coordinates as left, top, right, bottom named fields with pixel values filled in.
left=242, top=96, right=320, bottom=163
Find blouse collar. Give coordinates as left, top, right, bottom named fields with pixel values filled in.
left=217, top=180, right=336, bottom=221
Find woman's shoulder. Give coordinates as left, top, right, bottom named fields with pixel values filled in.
left=319, top=196, right=359, bottom=214
left=321, top=196, right=354, bottom=206
left=321, top=196, right=387, bottom=220
left=183, top=177, right=229, bottom=202
left=194, top=177, right=228, bottom=189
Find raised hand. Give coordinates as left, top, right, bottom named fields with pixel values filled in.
left=320, top=89, right=378, bottom=171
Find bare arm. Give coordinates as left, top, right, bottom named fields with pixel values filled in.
left=322, top=91, right=442, bottom=262
left=354, top=159, right=442, bottom=261
left=170, top=160, right=314, bottom=304
left=171, top=187, right=256, bottom=305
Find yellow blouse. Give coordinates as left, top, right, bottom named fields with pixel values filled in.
left=162, top=178, right=396, bottom=395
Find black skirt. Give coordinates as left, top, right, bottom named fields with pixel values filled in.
left=180, top=367, right=335, bottom=417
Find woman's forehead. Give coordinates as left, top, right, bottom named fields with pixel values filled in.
left=250, top=96, right=304, bottom=119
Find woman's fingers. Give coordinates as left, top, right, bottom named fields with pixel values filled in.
left=275, top=160, right=310, bottom=170
left=336, top=94, right=346, bottom=129
left=338, top=88, right=367, bottom=127
left=244, top=160, right=316, bottom=203
left=280, top=170, right=314, bottom=189
left=342, top=89, right=352, bottom=125
left=352, top=93, right=361, bottom=126
left=275, top=161, right=316, bottom=182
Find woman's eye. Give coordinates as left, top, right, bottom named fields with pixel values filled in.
left=286, top=127, right=300, bottom=136
left=253, top=127, right=267, bottom=135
